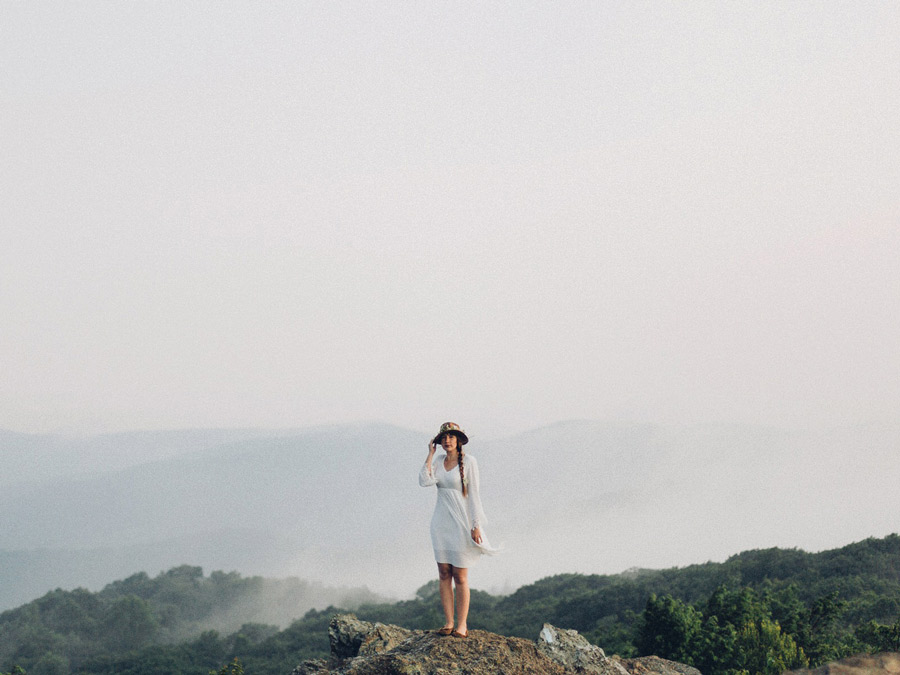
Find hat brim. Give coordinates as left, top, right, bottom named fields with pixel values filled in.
left=433, top=430, right=468, bottom=445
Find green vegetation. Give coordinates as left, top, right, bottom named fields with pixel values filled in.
left=0, top=566, right=334, bottom=675
left=351, top=534, right=900, bottom=674
left=3, top=535, right=900, bottom=674
left=209, top=659, right=244, bottom=675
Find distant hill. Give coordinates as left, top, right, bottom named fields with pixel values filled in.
left=1, top=420, right=898, bottom=610
left=0, top=565, right=384, bottom=675
left=0, top=427, right=279, bottom=486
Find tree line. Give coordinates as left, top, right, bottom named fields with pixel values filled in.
left=3, top=535, right=900, bottom=674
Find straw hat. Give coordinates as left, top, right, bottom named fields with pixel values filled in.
left=432, top=421, right=469, bottom=445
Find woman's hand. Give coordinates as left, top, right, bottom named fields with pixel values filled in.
left=471, top=527, right=483, bottom=545
left=428, top=440, right=436, bottom=457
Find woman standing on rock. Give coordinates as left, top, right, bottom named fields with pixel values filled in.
left=419, top=421, right=497, bottom=638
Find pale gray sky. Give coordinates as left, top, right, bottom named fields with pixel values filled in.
left=2, top=2, right=899, bottom=436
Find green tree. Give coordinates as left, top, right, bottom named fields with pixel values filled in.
left=29, top=651, right=68, bottom=675
left=733, top=618, right=808, bottom=675
left=210, top=657, right=244, bottom=675
left=636, top=594, right=702, bottom=664
left=101, top=596, right=159, bottom=653
left=704, top=586, right=767, bottom=628
left=692, top=615, right=739, bottom=674
left=856, top=617, right=900, bottom=652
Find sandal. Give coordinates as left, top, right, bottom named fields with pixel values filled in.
left=451, top=630, right=468, bottom=638
left=436, top=627, right=453, bottom=636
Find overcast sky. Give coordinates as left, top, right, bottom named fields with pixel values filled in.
left=2, top=2, right=899, bottom=437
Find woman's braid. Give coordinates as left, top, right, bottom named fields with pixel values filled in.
left=457, top=446, right=467, bottom=497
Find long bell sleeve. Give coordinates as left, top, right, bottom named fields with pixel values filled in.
left=419, top=457, right=437, bottom=487
left=464, top=455, right=488, bottom=529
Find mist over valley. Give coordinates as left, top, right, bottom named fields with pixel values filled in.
left=2, top=420, right=898, bottom=613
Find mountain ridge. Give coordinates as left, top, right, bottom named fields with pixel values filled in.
left=2, top=419, right=898, bottom=611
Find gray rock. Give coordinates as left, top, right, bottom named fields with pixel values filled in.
left=291, top=660, right=331, bottom=675
left=289, top=614, right=701, bottom=675
left=328, top=614, right=415, bottom=659
left=537, top=623, right=631, bottom=675
left=293, top=614, right=568, bottom=674
left=618, top=655, right=702, bottom=675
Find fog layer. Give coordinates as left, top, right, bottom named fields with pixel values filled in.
left=2, top=421, right=897, bottom=609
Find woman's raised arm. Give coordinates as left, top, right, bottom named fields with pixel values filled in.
left=419, top=441, right=437, bottom=487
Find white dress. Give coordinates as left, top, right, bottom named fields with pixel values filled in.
left=419, top=453, right=498, bottom=568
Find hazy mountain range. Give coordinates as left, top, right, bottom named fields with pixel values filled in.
left=2, top=420, right=898, bottom=611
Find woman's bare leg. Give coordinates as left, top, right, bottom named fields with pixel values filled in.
left=452, top=566, right=469, bottom=635
left=437, top=563, right=454, bottom=629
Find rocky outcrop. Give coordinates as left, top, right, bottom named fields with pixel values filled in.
left=291, top=614, right=701, bottom=675
left=786, top=652, right=900, bottom=675
left=536, top=623, right=630, bottom=675
left=617, top=656, right=705, bottom=675
left=328, top=614, right=413, bottom=660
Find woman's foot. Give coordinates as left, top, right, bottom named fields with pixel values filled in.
left=436, top=626, right=453, bottom=636
left=451, top=627, right=468, bottom=638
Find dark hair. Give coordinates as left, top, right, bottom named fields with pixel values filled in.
left=439, top=432, right=468, bottom=497
left=457, top=448, right=467, bottom=498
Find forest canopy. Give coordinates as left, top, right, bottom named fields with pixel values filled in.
left=3, top=535, right=900, bottom=675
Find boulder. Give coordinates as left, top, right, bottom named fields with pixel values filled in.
left=617, top=655, right=702, bottom=675
left=291, top=615, right=701, bottom=675
left=537, top=623, right=630, bottom=675
left=329, top=614, right=413, bottom=659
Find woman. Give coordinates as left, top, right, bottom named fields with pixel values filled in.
left=419, top=421, right=496, bottom=638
